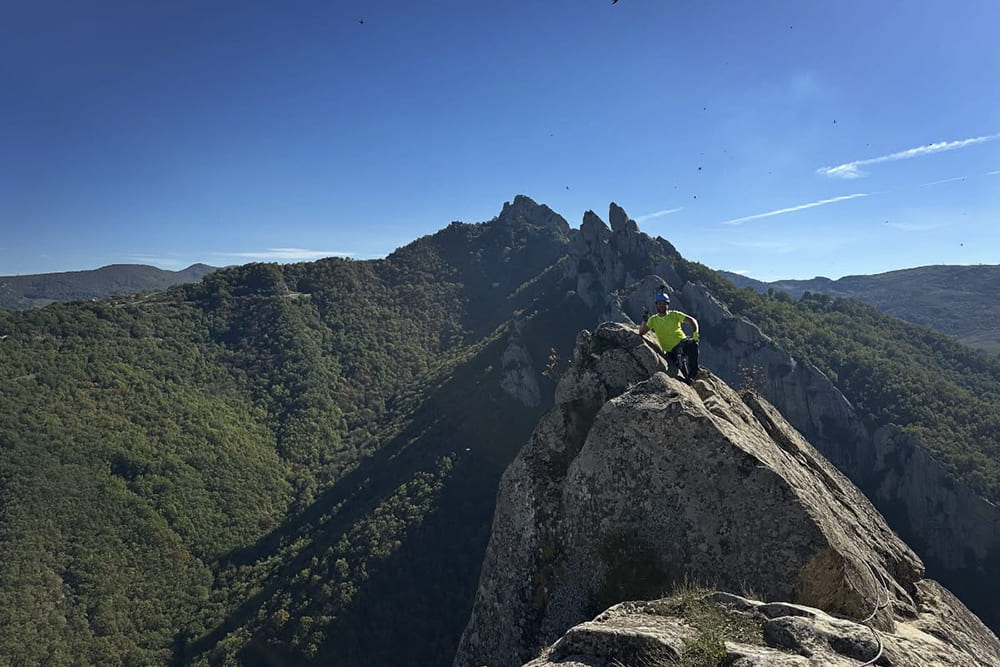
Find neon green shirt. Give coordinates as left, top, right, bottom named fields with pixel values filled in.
left=645, top=311, right=690, bottom=352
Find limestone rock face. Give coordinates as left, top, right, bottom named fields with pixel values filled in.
left=565, top=205, right=680, bottom=311
left=558, top=202, right=999, bottom=627
left=500, top=319, right=541, bottom=408
left=676, top=279, right=1000, bottom=626
left=677, top=281, right=869, bottom=464
left=527, top=588, right=1000, bottom=667
left=453, top=322, right=997, bottom=667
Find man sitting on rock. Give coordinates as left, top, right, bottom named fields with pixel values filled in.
left=639, top=289, right=700, bottom=382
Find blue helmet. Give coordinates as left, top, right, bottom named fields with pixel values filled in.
left=654, top=292, right=669, bottom=304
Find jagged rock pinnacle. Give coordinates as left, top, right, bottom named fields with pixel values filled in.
left=496, top=195, right=571, bottom=234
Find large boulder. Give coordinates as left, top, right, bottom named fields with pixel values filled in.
left=676, top=279, right=1000, bottom=628
left=453, top=322, right=998, bottom=667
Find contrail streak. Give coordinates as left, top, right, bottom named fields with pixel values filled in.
left=721, top=193, right=870, bottom=225
left=817, top=133, right=1000, bottom=179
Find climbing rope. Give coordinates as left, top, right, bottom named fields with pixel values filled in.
left=858, top=560, right=891, bottom=666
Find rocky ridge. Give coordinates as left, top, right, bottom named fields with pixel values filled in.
left=557, top=203, right=1000, bottom=630
left=453, top=322, right=1000, bottom=667
left=676, top=280, right=1000, bottom=628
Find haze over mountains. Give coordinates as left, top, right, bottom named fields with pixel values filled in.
left=1, top=196, right=999, bottom=665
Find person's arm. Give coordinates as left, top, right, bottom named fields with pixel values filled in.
left=639, top=308, right=651, bottom=336
left=684, top=315, right=700, bottom=341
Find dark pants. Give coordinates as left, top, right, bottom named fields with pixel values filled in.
left=667, top=339, right=699, bottom=378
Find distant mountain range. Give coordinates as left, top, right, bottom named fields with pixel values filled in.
left=8, top=262, right=997, bottom=358
left=719, top=265, right=1000, bottom=355
left=9, top=262, right=997, bottom=358
left=0, top=263, right=218, bottom=310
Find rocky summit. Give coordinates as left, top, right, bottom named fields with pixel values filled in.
left=453, top=322, right=1000, bottom=667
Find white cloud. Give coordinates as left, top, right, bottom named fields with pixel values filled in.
left=986, top=170, right=1000, bottom=176
left=817, top=133, right=1000, bottom=179
left=635, top=207, right=684, bottom=223
left=721, top=193, right=870, bottom=225
left=215, top=248, right=354, bottom=261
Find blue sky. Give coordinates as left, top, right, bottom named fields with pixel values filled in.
left=2, top=0, right=998, bottom=280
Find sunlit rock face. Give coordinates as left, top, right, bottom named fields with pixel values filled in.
left=561, top=203, right=1000, bottom=633
left=453, top=322, right=998, bottom=667
left=525, top=584, right=1000, bottom=667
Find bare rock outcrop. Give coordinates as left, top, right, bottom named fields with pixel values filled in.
left=563, top=202, right=1000, bottom=631
left=500, top=318, right=541, bottom=408
left=453, top=322, right=998, bottom=667
left=527, top=584, right=1000, bottom=666
left=676, top=278, right=1000, bottom=627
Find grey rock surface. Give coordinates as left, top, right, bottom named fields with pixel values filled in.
left=677, top=278, right=1000, bottom=625
left=500, top=319, right=541, bottom=408
left=527, top=589, right=1000, bottom=666
left=455, top=322, right=996, bottom=667
left=562, top=202, right=999, bottom=631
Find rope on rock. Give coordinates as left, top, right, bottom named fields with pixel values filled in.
left=858, top=560, right=892, bottom=666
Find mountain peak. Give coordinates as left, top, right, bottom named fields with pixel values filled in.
left=608, top=201, right=638, bottom=233
left=495, top=195, right=571, bottom=235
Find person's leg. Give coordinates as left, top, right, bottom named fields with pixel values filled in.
left=684, top=339, right=699, bottom=377
left=666, top=348, right=680, bottom=373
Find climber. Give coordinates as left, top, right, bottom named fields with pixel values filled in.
left=639, top=289, right=700, bottom=382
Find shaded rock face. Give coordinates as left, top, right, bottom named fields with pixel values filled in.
left=566, top=205, right=680, bottom=311
left=526, top=584, right=1000, bottom=667
left=500, top=319, right=541, bottom=408
left=452, top=322, right=995, bottom=667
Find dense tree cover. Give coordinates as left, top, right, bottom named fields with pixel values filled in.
left=722, top=264, right=1000, bottom=355
left=170, top=218, right=581, bottom=665
left=0, top=299, right=291, bottom=665
left=0, top=212, right=576, bottom=665
left=678, top=260, right=1000, bottom=501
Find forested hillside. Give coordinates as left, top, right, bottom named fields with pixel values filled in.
left=0, top=199, right=585, bottom=665
left=1, top=198, right=999, bottom=665
left=720, top=265, right=1000, bottom=355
